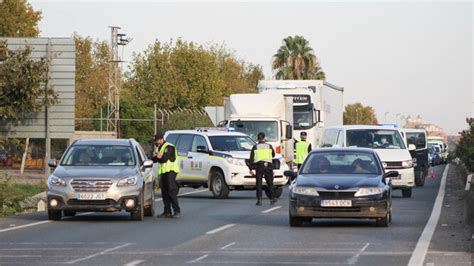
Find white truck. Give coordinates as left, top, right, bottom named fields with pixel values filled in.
left=210, top=93, right=295, bottom=164
left=257, top=80, right=344, bottom=148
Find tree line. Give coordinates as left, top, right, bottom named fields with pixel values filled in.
left=1, top=0, right=379, bottom=143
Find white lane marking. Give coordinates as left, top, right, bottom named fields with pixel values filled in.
left=465, top=174, right=472, bottom=191
left=261, top=206, right=282, bottom=214
left=0, top=255, right=42, bottom=258
left=408, top=165, right=449, bottom=266
left=426, top=263, right=434, bottom=266
left=220, top=242, right=236, bottom=250
left=206, top=224, right=236, bottom=235
left=124, top=260, right=145, bottom=266
left=65, top=243, right=132, bottom=264
left=188, top=260, right=344, bottom=265
left=347, top=243, right=369, bottom=264
left=187, top=254, right=209, bottom=264
left=0, top=221, right=51, bottom=233
left=155, top=189, right=208, bottom=202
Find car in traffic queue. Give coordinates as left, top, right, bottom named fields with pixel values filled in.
left=163, top=128, right=289, bottom=199
left=47, top=139, right=156, bottom=221
left=321, top=125, right=416, bottom=198
left=285, top=148, right=398, bottom=227
left=403, top=129, right=429, bottom=187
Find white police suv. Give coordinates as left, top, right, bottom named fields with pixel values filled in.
left=162, top=129, right=289, bottom=199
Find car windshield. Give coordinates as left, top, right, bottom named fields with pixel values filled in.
left=294, top=110, right=313, bottom=129
left=209, top=136, right=256, bottom=151
left=61, top=145, right=136, bottom=166
left=229, top=121, right=278, bottom=142
left=300, top=151, right=381, bottom=175
left=346, top=129, right=406, bottom=149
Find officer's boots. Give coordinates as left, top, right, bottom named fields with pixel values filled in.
left=256, top=198, right=262, bottom=206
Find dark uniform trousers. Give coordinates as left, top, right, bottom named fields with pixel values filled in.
left=255, top=162, right=274, bottom=200
left=160, top=171, right=180, bottom=213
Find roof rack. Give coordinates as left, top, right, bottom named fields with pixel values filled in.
left=195, top=127, right=232, bottom=132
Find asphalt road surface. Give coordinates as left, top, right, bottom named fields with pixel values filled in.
left=0, top=165, right=451, bottom=265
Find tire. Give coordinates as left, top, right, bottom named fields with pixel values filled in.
left=48, top=210, right=62, bottom=221
left=415, top=168, right=426, bottom=187
left=402, top=188, right=412, bottom=198
left=289, top=213, right=303, bottom=227
left=131, top=193, right=144, bottom=221
left=211, top=170, right=229, bottom=199
left=144, top=189, right=155, bottom=217
left=63, top=211, right=76, bottom=217
left=376, top=211, right=390, bottom=227
left=265, top=186, right=283, bottom=199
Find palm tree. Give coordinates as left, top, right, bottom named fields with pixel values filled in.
left=272, top=35, right=325, bottom=80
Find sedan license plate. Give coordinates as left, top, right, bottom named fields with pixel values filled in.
left=77, top=193, right=106, bottom=200
left=321, top=200, right=352, bottom=207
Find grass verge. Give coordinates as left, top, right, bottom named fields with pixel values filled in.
left=0, top=175, right=46, bottom=217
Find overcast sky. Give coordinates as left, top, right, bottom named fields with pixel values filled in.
left=31, top=0, right=473, bottom=134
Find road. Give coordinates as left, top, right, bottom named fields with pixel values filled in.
left=0, top=165, right=449, bottom=265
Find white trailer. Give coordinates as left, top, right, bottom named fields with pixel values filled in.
left=257, top=80, right=344, bottom=148
left=216, top=93, right=294, bottom=163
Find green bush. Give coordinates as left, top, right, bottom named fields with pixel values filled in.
left=455, top=120, right=474, bottom=172
left=161, top=112, right=213, bottom=132
left=0, top=176, right=45, bottom=217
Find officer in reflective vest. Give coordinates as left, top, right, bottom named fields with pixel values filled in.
left=249, top=132, right=276, bottom=205
left=295, top=131, right=312, bottom=170
left=152, top=132, right=181, bottom=218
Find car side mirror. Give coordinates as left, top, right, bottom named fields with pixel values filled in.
left=408, top=144, right=416, bottom=151
left=48, top=159, right=57, bottom=168
left=196, top=146, right=209, bottom=153
left=142, top=159, right=154, bottom=168
left=284, top=170, right=297, bottom=181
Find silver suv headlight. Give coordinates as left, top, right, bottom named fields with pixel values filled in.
left=354, top=187, right=383, bottom=197
left=48, top=175, right=66, bottom=187
left=292, top=186, right=319, bottom=196
left=117, top=176, right=138, bottom=187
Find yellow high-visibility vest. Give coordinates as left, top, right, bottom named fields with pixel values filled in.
left=254, top=143, right=273, bottom=163
left=295, top=141, right=310, bottom=164
left=157, top=142, right=179, bottom=174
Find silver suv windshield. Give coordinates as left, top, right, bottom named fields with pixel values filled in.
left=208, top=136, right=256, bottom=151
left=61, top=145, right=136, bottom=166
left=346, top=129, right=406, bottom=149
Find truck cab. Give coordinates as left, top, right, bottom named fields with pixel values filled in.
left=403, top=128, right=429, bottom=187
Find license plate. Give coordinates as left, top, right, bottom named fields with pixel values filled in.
left=392, top=174, right=402, bottom=180
left=321, top=200, right=352, bottom=207
left=77, top=193, right=106, bottom=200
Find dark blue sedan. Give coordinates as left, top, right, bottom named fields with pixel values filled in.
left=285, top=148, right=399, bottom=227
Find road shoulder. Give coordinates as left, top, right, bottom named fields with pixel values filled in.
left=424, top=164, right=473, bottom=265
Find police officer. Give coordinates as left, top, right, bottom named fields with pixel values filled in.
left=295, top=131, right=312, bottom=170
left=249, top=132, right=276, bottom=205
left=152, top=132, right=181, bottom=218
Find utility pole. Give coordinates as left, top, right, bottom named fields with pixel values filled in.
left=107, top=26, right=131, bottom=137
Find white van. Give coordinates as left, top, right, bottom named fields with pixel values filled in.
left=321, top=125, right=416, bottom=197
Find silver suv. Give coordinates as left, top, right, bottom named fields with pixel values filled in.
left=47, top=139, right=155, bottom=221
